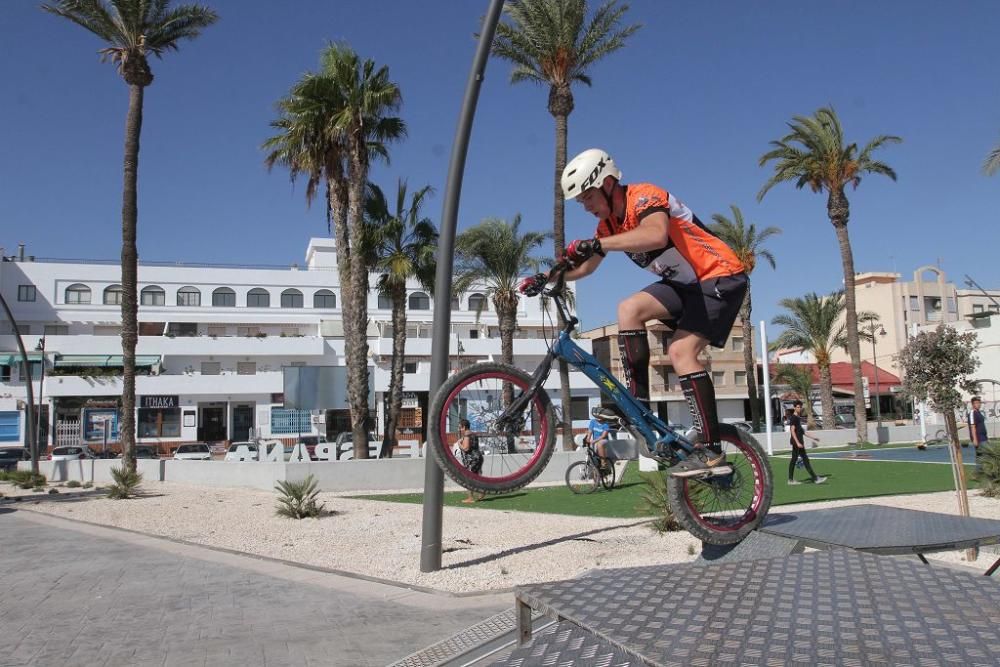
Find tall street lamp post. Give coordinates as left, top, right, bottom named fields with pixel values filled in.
left=862, top=322, right=888, bottom=428
left=35, top=335, right=46, bottom=451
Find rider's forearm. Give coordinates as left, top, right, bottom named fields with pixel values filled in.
left=597, top=216, right=669, bottom=253
left=564, top=255, right=602, bottom=281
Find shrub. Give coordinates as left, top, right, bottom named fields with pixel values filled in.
left=106, top=466, right=143, bottom=500
left=635, top=472, right=683, bottom=533
left=82, top=481, right=93, bottom=489
left=47, top=488, right=59, bottom=495
left=972, top=441, right=1000, bottom=497
left=275, top=474, right=324, bottom=519
left=5, top=470, right=46, bottom=488
left=65, top=480, right=82, bottom=488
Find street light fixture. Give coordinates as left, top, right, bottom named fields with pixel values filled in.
left=35, top=336, right=46, bottom=451
left=861, top=321, right=888, bottom=428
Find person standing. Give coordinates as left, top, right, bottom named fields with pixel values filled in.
left=788, top=400, right=827, bottom=485
left=969, top=396, right=989, bottom=457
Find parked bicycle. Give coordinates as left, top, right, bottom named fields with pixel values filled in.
left=428, top=262, right=773, bottom=544
left=566, top=440, right=617, bottom=494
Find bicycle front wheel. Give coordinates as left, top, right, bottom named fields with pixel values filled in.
left=599, top=461, right=616, bottom=490
left=565, top=461, right=600, bottom=494
left=428, top=362, right=556, bottom=494
left=666, top=424, right=773, bottom=545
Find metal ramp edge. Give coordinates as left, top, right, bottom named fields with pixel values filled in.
left=389, top=608, right=551, bottom=667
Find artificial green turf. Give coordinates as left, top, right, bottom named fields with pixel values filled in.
left=352, top=455, right=980, bottom=519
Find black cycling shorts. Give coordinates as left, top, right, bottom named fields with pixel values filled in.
left=641, top=273, right=748, bottom=348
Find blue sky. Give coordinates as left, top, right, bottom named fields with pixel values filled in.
left=3, top=0, right=999, bottom=333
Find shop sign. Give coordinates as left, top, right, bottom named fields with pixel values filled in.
left=140, top=395, right=178, bottom=409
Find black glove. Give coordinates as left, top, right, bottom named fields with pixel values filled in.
left=518, top=273, right=548, bottom=297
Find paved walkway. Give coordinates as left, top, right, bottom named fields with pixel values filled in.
left=0, top=508, right=507, bottom=666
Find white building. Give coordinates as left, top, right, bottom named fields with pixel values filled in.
left=0, top=239, right=598, bottom=452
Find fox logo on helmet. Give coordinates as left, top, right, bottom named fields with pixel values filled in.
left=581, top=157, right=608, bottom=191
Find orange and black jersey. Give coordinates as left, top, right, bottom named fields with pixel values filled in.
left=594, top=183, right=744, bottom=283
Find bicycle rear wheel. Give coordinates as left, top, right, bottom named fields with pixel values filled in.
left=599, top=461, right=616, bottom=490
left=428, top=362, right=556, bottom=494
left=666, top=424, right=773, bottom=545
left=565, top=460, right=600, bottom=494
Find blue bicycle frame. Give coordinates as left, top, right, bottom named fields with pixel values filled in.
left=526, top=328, right=697, bottom=460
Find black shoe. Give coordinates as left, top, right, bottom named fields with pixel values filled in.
left=669, top=447, right=727, bottom=478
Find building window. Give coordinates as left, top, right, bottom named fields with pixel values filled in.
left=18, top=285, right=35, bottom=302
left=44, top=325, right=69, bottom=336
left=404, top=362, right=418, bottom=374
left=207, top=325, right=226, bottom=337
left=570, top=397, right=590, bottom=421
left=138, top=407, right=181, bottom=437
left=201, top=362, right=221, bottom=375
left=469, top=293, right=488, bottom=312
left=167, top=322, right=197, bottom=337
left=212, top=287, right=236, bottom=307
left=731, top=337, right=744, bottom=352
left=947, top=297, right=957, bottom=313
left=469, top=329, right=479, bottom=339
left=237, top=361, right=256, bottom=375
left=103, top=284, right=124, bottom=305
left=974, top=304, right=984, bottom=313
left=281, top=289, right=303, bottom=308
left=377, top=294, right=392, bottom=309
left=281, top=327, right=299, bottom=337
left=712, top=371, right=725, bottom=385
left=313, top=289, right=336, bottom=309
left=176, top=286, right=201, bottom=306
left=451, top=295, right=460, bottom=310
left=270, top=408, right=311, bottom=435
left=247, top=288, right=270, bottom=308
left=65, top=283, right=91, bottom=304
left=910, top=296, right=919, bottom=311
left=237, top=326, right=261, bottom=337
left=408, top=291, right=430, bottom=310
left=0, top=366, right=11, bottom=383
left=140, top=286, right=166, bottom=306
left=666, top=372, right=680, bottom=390
left=735, top=371, right=747, bottom=386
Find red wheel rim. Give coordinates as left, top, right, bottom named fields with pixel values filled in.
left=683, top=436, right=766, bottom=533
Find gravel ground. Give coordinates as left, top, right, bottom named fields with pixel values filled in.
left=3, top=481, right=999, bottom=593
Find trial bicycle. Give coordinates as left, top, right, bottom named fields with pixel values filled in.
left=428, top=262, right=774, bottom=544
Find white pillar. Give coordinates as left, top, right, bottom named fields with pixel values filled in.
left=760, top=320, right=773, bottom=456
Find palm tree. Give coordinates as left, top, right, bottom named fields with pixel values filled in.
left=366, top=181, right=438, bottom=458
left=43, top=0, right=217, bottom=473
left=758, top=105, right=900, bottom=445
left=455, top=216, right=549, bottom=410
left=492, top=0, right=640, bottom=450
left=984, top=141, right=1000, bottom=176
left=771, top=364, right=818, bottom=429
left=709, top=205, right=780, bottom=432
left=264, top=43, right=405, bottom=459
left=771, top=292, right=849, bottom=432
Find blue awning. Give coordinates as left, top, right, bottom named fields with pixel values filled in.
left=54, top=355, right=160, bottom=368
left=0, top=353, right=44, bottom=365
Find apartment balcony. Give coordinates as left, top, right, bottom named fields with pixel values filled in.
left=43, top=370, right=284, bottom=398
left=14, top=334, right=328, bottom=359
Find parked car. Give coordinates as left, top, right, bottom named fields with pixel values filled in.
left=296, top=435, right=328, bottom=460
left=172, top=443, right=212, bottom=461
left=0, top=447, right=28, bottom=471
left=49, top=446, right=98, bottom=461
left=224, top=442, right=259, bottom=462
left=135, top=446, right=159, bottom=459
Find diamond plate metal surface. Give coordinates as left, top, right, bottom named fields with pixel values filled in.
left=515, top=550, right=1000, bottom=666
left=694, top=530, right=801, bottom=565
left=493, top=620, right=642, bottom=667
left=390, top=609, right=517, bottom=667
left=761, top=504, right=1000, bottom=554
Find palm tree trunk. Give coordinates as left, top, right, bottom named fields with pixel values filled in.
left=381, top=286, right=407, bottom=458
left=740, top=289, right=761, bottom=431
left=498, top=300, right=516, bottom=454
left=818, top=362, right=835, bottom=432
left=119, top=83, right=144, bottom=475
left=552, top=107, right=574, bottom=450
left=347, top=150, right=371, bottom=459
left=828, top=189, right=868, bottom=444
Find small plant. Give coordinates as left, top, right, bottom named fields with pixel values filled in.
left=8, top=471, right=46, bottom=489
left=635, top=472, right=683, bottom=533
left=48, top=488, right=59, bottom=495
left=82, top=481, right=93, bottom=489
left=972, top=441, right=1000, bottom=497
left=106, top=466, right=143, bottom=499
left=65, top=480, right=82, bottom=488
left=687, top=543, right=697, bottom=556
left=275, top=474, right=324, bottom=519
left=32, top=485, right=44, bottom=492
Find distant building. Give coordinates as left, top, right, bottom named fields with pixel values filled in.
left=0, top=239, right=600, bottom=451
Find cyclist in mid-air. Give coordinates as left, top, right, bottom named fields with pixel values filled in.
left=521, top=148, right=748, bottom=477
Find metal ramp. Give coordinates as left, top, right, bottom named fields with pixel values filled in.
left=501, top=550, right=1000, bottom=666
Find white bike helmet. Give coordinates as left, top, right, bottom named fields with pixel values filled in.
left=561, top=148, right=621, bottom=200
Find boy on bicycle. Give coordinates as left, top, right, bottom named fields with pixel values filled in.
left=520, top=148, right=747, bottom=478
